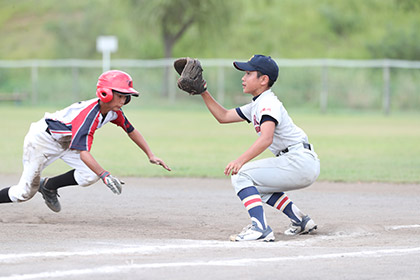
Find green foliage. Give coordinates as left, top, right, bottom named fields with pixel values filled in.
left=367, top=22, right=420, bottom=60
left=318, top=2, right=362, bottom=37
left=1, top=0, right=420, bottom=59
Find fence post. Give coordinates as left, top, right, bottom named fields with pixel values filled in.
left=383, top=60, right=391, bottom=115
left=31, top=63, right=38, bottom=105
left=168, top=64, right=176, bottom=103
left=217, top=66, right=225, bottom=106
left=320, top=63, right=328, bottom=114
left=72, top=66, right=80, bottom=102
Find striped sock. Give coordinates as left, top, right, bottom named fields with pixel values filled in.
left=237, top=187, right=267, bottom=230
left=267, top=192, right=304, bottom=223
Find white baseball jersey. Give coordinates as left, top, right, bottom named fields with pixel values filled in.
left=231, top=89, right=320, bottom=198
left=236, top=89, right=308, bottom=155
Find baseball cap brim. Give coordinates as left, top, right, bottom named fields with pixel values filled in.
left=233, top=55, right=279, bottom=82
left=233, top=61, right=257, bottom=72
left=113, top=88, right=139, bottom=97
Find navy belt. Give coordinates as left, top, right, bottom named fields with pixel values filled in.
left=277, top=143, right=311, bottom=156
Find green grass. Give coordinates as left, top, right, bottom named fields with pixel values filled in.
left=0, top=105, right=419, bottom=183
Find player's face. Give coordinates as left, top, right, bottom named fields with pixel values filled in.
left=241, top=71, right=266, bottom=96
left=109, top=93, right=128, bottom=111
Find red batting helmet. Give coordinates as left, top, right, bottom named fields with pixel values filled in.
left=96, top=70, right=139, bottom=104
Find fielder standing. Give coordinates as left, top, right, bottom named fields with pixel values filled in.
left=174, top=55, right=320, bottom=241
left=0, top=70, right=171, bottom=212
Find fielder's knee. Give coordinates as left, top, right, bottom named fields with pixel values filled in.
left=231, top=172, right=254, bottom=195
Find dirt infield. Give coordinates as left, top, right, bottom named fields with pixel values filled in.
left=1, top=175, right=420, bottom=279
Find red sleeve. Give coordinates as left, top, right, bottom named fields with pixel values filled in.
left=111, top=110, right=135, bottom=133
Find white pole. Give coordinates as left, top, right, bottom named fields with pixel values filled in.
left=103, top=50, right=111, bottom=72
left=383, top=63, right=391, bottom=115
left=31, top=63, right=38, bottom=105
left=96, top=36, right=118, bottom=73
left=320, top=64, right=328, bottom=114
left=217, top=66, right=225, bottom=106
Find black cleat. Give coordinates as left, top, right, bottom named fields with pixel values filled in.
left=38, top=178, right=61, bottom=213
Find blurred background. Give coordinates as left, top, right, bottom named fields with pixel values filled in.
left=0, top=0, right=419, bottom=182
left=0, top=0, right=419, bottom=112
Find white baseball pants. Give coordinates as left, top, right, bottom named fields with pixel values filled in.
left=8, top=119, right=99, bottom=202
left=231, top=143, right=320, bottom=202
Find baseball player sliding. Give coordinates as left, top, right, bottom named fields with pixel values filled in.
left=174, top=55, right=320, bottom=241
left=0, top=70, right=171, bottom=212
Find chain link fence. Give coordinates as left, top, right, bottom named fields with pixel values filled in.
left=1, top=58, right=419, bottom=113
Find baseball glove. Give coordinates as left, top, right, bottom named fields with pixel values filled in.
left=174, top=57, right=207, bottom=95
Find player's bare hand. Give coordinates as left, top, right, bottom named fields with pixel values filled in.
left=224, top=160, right=244, bottom=176
left=149, top=156, right=171, bottom=171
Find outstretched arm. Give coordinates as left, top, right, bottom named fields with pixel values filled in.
left=201, top=91, right=244, bottom=124
left=173, top=58, right=243, bottom=124
left=80, top=150, right=124, bottom=195
left=128, top=129, right=171, bottom=171
left=80, top=150, right=106, bottom=176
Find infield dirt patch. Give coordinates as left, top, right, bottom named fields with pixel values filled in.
left=1, top=175, right=419, bottom=279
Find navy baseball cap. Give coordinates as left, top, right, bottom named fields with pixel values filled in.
left=233, top=55, right=279, bottom=82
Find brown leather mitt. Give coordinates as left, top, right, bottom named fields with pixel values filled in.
left=174, top=57, right=207, bottom=95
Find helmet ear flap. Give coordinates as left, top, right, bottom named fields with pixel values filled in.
left=124, top=95, right=131, bottom=105
left=96, top=88, right=113, bottom=103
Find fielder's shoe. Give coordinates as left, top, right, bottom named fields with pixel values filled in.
left=38, top=178, right=61, bottom=213
left=284, top=215, right=317, bottom=236
left=230, top=221, right=275, bottom=242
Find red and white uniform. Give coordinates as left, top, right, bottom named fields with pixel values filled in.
left=231, top=89, right=320, bottom=201
left=44, top=98, right=134, bottom=151
left=8, top=99, right=134, bottom=202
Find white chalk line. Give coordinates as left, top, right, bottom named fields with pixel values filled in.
left=1, top=223, right=419, bottom=280
left=0, top=231, right=364, bottom=264
left=1, top=247, right=420, bottom=280
left=1, top=223, right=417, bottom=264
left=386, top=224, right=420, bottom=230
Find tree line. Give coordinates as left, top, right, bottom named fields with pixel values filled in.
left=1, top=0, right=420, bottom=60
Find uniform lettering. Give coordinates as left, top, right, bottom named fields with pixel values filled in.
left=253, top=115, right=261, bottom=133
